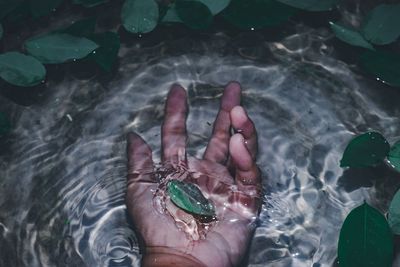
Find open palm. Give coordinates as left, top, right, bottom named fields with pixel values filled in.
left=126, top=82, right=261, bottom=267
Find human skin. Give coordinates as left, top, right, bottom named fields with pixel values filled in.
left=126, top=82, right=261, bottom=267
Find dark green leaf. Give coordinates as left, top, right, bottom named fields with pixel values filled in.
left=0, top=112, right=11, bottom=136
left=388, top=140, right=400, bottom=172
left=340, top=132, right=390, bottom=167
left=73, top=0, right=108, bottom=8
left=175, top=0, right=213, bottom=30
left=60, top=17, right=97, bottom=37
left=0, top=0, right=23, bottom=20
left=0, top=52, right=46, bottom=87
left=167, top=180, right=216, bottom=216
left=88, top=32, right=120, bottom=72
left=197, top=0, right=231, bottom=15
left=222, top=0, right=296, bottom=29
left=361, top=4, right=400, bottom=45
left=275, top=0, right=337, bottom=11
left=338, top=203, right=393, bottom=267
left=162, top=4, right=182, bottom=23
left=24, top=33, right=99, bottom=64
left=329, top=22, right=374, bottom=50
left=121, top=0, right=159, bottom=33
left=359, top=50, right=400, bottom=87
left=29, top=0, right=64, bottom=18
left=389, top=188, right=400, bottom=234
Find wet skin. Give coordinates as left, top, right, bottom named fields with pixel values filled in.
left=126, top=82, right=262, bottom=267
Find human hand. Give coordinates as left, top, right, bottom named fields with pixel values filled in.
left=126, top=82, right=261, bottom=267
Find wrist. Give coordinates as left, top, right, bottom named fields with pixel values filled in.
left=142, top=247, right=206, bottom=267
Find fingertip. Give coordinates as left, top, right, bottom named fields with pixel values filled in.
left=231, top=106, right=247, bottom=125
left=230, top=132, right=244, bottom=145
left=169, top=83, right=187, bottom=97
left=225, top=81, right=241, bottom=92
left=227, top=99, right=258, bottom=165
left=221, top=82, right=241, bottom=111
left=230, top=133, right=252, bottom=170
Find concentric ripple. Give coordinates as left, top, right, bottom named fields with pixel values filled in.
left=1, top=24, right=400, bottom=267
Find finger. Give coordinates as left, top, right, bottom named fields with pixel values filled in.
left=230, top=106, right=257, bottom=160
left=127, top=132, right=155, bottom=185
left=229, top=133, right=261, bottom=194
left=204, top=81, right=241, bottom=163
left=162, top=84, right=188, bottom=164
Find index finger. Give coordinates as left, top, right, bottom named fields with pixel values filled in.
left=162, top=84, right=188, bottom=164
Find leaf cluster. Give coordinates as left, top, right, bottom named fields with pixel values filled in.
left=0, top=0, right=120, bottom=87
left=338, top=132, right=400, bottom=266
left=1, top=0, right=399, bottom=88
left=330, top=3, right=400, bottom=87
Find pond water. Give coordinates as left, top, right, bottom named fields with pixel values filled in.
left=1, top=8, right=400, bottom=267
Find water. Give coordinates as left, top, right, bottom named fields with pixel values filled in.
left=1, top=20, right=400, bottom=267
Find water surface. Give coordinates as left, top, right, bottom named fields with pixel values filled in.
left=1, top=22, right=400, bottom=267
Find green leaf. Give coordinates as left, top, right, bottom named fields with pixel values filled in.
left=0, top=0, right=23, bottom=20
left=338, top=203, right=393, bottom=267
left=88, top=32, right=120, bottom=72
left=388, top=140, right=400, bottom=172
left=329, top=22, right=374, bottom=50
left=359, top=50, right=400, bottom=87
left=222, top=0, right=296, bottom=29
left=0, top=52, right=46, bottom=87
left=196, top=0, right=231, bottom=15
left=389, top=188, right=400, bottom=234
left=24, top=33, right=99, bottom=64
left=162, top=4, right=182, bottom=23
left=0, top=24, right=3, bottom=40
left=0, top=112, right=11, bottom=136
left=167, top=180, right=216, bottom=216
left=275, top=0, right=337, bottom=11
left=361, top=4, right=400, bottom=45
left=121, top=0, right=159, bottom=33
left=29, top=0, right=64, bottom=18
left=57, top=20, right=119, bottom=71
left=73, top=0, right=108, bottom=8
left=60, top=17, right=96, bottom=37
left=175, top=0, right=213, bottom=30
left=162, top=0, right=227, bottom=23
left=340, top=132, right=390, bottom=168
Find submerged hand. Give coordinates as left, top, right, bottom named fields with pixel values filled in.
left=126, top=82, right=261, bottom=267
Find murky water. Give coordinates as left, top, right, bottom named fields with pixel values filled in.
left=1, top=19, right=400, bottom=267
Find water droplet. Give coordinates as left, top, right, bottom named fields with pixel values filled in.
left=250, top=27, right=255, bottom=31
left=66, top=114, right=73, bottom=122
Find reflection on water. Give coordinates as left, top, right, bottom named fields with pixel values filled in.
left=1, top=24, right=400, bottom=267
